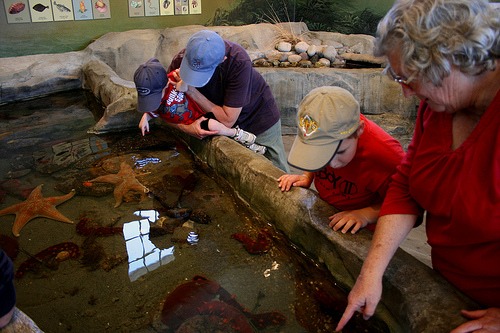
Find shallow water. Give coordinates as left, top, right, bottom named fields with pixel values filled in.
left=0, top=91, right=389, bottom=333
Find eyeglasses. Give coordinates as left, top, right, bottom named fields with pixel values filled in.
left=386, top=66, right=414, bottom=89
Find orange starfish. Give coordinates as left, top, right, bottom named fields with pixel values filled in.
left=87, top=161, right=149, bottom=208
left=0, top=184, right=75, bottom=237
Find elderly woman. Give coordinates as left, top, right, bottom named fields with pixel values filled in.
left=336, top=0, right=500, bottom=332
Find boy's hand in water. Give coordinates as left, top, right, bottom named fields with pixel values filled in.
left=139, top=113, right=151, bottom=136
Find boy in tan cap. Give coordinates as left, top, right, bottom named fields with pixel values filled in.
left=278, top=86, right=404, bottom=234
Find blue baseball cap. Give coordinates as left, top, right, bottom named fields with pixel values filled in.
left=179, top=30, right=226, bottom=87
left=134, top=58, right=168, bottom=113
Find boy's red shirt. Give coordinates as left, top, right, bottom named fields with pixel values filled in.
left=147, top=71, right=205, bottom=125
left=314, top=114, right=405, bottom=223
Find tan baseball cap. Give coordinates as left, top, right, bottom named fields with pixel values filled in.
left=287, top=86, right=360, bottom=171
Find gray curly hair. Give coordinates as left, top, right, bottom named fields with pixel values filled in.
left=374, top=0, right=500, bottom=86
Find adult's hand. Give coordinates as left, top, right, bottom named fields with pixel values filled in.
left=167, top=69, right=189, bottom=92
left=336, top=213, right=416, bottom=331
left=176, top=117, right=218, bottom=139
left=168, top=69, right=181, bottom=85
left=450, top=308, right=500, bottom=333
left=335, top=274, right=383, bottom=331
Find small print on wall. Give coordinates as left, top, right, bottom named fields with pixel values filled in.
left=174, top=0, right=188, bottom=15
left=189, top=0, right=200, bottom=14
left=73, top=0, right=93, bottom=20
left=128, top=0, right=144, bottom=17
left=93, top=0, right=111, bottom=19
left=29, top=0, right=54, bottom=22
left=52, top=0, right=74, bottom=21
left=144, top=0, right=159, bottom=16
left=4, top=1, right=31, bottom=23
left=159, top=0, right=173, bottom=15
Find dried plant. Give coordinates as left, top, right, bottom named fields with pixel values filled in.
left=261, top=0, right=304, bottom=45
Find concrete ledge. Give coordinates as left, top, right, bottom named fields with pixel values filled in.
left=176, top=130, right=478, bottom=333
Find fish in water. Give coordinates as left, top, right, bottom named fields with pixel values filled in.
left=53, top=1, right=71, bottom=12
left=8, top=2, right=26, bottom=14
left=32, top=3, right=49, bottom=12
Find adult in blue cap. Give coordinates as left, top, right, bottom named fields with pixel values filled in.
left=165, top=30, right=289, bottom=172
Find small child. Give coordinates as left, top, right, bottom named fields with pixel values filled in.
left=278, top=86, right=404, bottom=234
left=133, top=58, right=266, bottom=154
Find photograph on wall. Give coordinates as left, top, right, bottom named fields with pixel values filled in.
left=189, top=0, right=200, bottom=14
left=4, top=1, right=32, bottom=23
left=72, top=0, right=93, bottom=19
left=174, top=0, right=188, bottom=15
left=52, top=0, right=74, bottom=21
left=159, top=0, right=173, bottom=15
left=29, top=0, right=53, bottom=22
left=128, top=0, right=144, bottom=17
left=144, top=0, right=159, bottom=16
left=92, top=0, right=111, bottom=19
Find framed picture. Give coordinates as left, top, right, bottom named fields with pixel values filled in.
left=92, top=0, right=111, bottom=19
left=52, top=0, right=74, bottom=21
left=144, top=0, right=160, bottom=16
left=72, top=0, right=93, bottom=20
left=29, top=0, right=54, bottom=22
left=159, top=0, right=173, bottom=16
left=128, top=0, right=144, bottom=17
left=4, top=1, right=31, bottom=23
left=174, top=0, right=188, bottom=15
left=189, top=0, right=200, bottom=14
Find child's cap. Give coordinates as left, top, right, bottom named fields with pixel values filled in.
left=179, top=30, right=225, bottom=88
left=0, top=249, right=16, bottom=318
left=288, top=86, right=360, bottom=171
left=134, top=58, right=168, bottom=113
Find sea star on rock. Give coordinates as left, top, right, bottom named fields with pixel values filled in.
left=0, top=184, right=76, bottom=237
left=87, top=161, right=149, bottom=208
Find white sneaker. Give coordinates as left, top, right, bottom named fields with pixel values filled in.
left=247, top=143, right=267, bottom=155
left=233, top=126, right=256, bottom=145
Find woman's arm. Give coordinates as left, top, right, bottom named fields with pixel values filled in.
left=335, top=213, right=417, bottom=331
